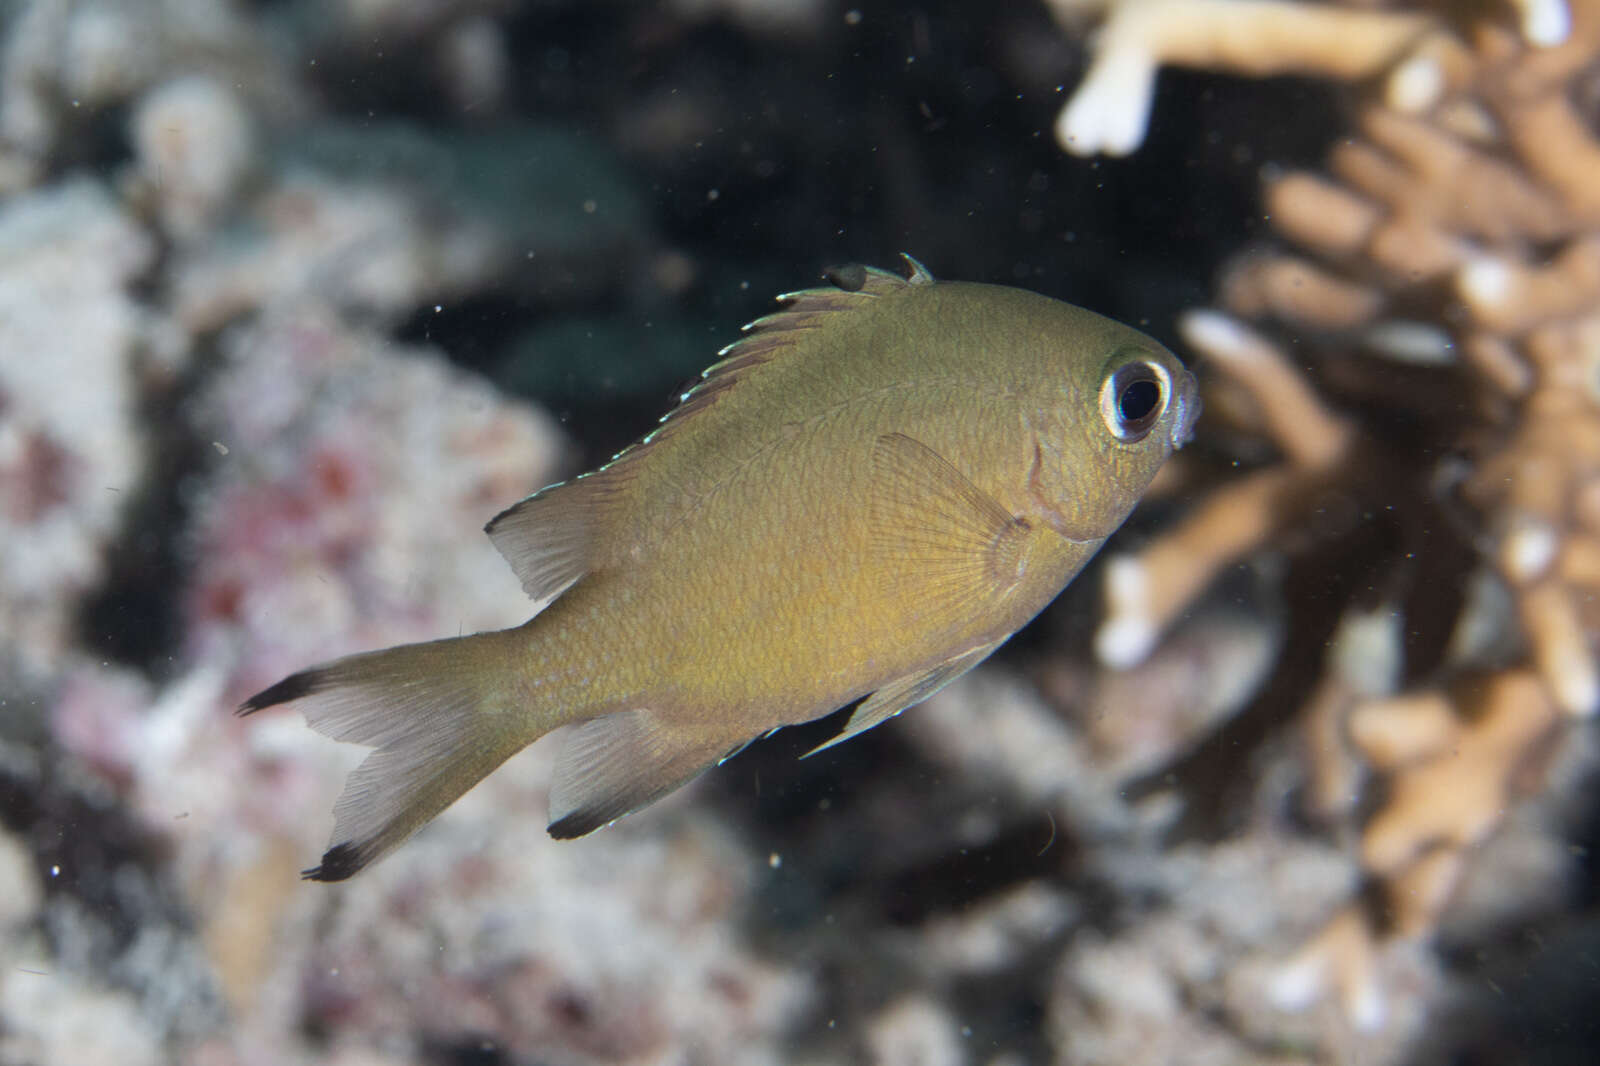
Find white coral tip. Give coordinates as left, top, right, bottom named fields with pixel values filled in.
left=1056, top=51, right=1155, bottom=157
left=1458, top=257, right=1512, bottom=308
left=1386, top=56, right=1444, bottom=114
left=1556, top=659, right=1599, bottom=717
left=1095, top=616, right=1155, bottom=670
left=1266, top=954, right=1325, bottom=1013
left=1500, top=521, right=1558, bottom=583
left=1514, top=0, right=1571, bottom=46
left=1104, top=555, right=1146, bottom=606
left=1097, top=558, right=1155, bottom=666
left=1178, top=308, right=1260, bottom=366
left=1347, top=976, right=1388, bottom=1032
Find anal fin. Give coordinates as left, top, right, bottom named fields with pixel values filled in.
left=804, top=639, right=1003, bottom=757
left=547, top=709, right=734, bottom=839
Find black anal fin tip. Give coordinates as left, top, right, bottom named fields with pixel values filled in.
left=547, top=812, right=604, bottom=840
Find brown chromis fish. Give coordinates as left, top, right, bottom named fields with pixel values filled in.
left=241, top=256, right=1199, bottom=880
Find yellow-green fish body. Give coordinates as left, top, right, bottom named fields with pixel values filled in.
left=242, top=257, right=1198, bottom=879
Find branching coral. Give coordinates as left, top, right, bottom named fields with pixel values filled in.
left=1046, top=0, right=1436, bottom=155
left=1047, top=0, right=1575, bottom=156
left=1061, top=0, right=1600, bottom=1039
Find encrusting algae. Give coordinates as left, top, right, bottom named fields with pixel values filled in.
left=241, top=256, right=1199, bottom=880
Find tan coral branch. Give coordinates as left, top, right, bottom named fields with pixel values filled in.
left=1345, top=690, right=1457, bottom=771
left=1461, top=333, right=1533, bottom=397
left=1557, top=535, right=1600, bottom=586
left=1301, top=674, right=1363, bottom=820
left=1501, top=92, right=1600, bottom=222
left=1095, top=466, right=1295, bottom=667
left=1365, top=213, right=1470, bottom=282
left=1353, top=671, right=1561, bottom=876
left=1518, top=578, right=1600, bottom=715
left=1179, top=309, right=1355, bottom=470
left=1383, top=845, right=1467, bottom=939
left=1341, top=107, right=1571, bottom=242
left=1221, top=254, right=1385, bottom=330
left=1264, top=173, right=1380, bottom=259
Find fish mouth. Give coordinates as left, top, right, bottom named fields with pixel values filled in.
left=1169, top=368, right=1201, bottom=450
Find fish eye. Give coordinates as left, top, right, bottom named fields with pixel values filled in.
left=1100, top=360, right=1168, bottom=443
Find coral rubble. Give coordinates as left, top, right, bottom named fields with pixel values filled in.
left=0, top=179, right=156, bottom=682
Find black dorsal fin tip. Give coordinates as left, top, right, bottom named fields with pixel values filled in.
left=823, top=263, right=868, bottom=292
left=771, top=255, right=934, bottom=308
left=483, top=476, right=561, bottom=535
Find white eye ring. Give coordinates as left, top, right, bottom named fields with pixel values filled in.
left=1099, top=359, right=1170, bottom=443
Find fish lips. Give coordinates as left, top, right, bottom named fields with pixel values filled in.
left=1169, top=368, right=1202, bottom=450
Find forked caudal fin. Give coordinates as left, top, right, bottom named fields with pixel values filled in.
left=239, top=630, right=536, bottom=881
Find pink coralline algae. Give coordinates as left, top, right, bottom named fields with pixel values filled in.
left=0, top=178, right=155, bottom=681
left=185, top=306, right=567, bottom=705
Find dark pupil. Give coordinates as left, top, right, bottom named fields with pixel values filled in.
left=1118, top=378, right=1160, bottom=424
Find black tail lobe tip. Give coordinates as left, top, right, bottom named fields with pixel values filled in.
left=302, top=842, right=364, bottom=882
left=237, top=670, right=321, bottom=717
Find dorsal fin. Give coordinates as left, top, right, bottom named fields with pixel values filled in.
left=484, top=256, right=937, bottom=594
left=605, top=254, right=937, bottom=467
left=485, top=473, right=608, bottom=606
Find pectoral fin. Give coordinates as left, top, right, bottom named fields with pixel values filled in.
left=870, top=432, right=1032, bottom=624
left=804, top=639, right=1003, bottom=757
left=547, top=709, right=734, bottom=839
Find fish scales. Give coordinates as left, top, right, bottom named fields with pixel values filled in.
left=240, top=256, right=1199, bottom=880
